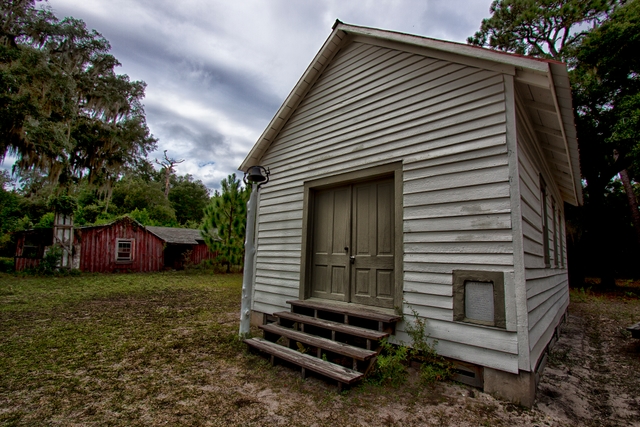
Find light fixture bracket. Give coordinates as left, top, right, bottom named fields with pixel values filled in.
left=243, top=165, right=270, bottom=188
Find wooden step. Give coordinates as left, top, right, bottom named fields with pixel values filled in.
left=259, top=323, right=377, bottom=361
left=287, top=299, right=401, bottom=324
left=274, top=311, right=389, bottom=341
left=244, top=337, right=364, bottom=386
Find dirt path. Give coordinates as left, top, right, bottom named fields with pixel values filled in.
left=221, top=293, right=640, bottom=427
left=537, top=298, right=640, bottom=426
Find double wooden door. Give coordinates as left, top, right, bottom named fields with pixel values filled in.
left=310, top=178, right=394, bottom=308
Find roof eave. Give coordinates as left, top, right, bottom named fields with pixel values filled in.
left=547, top=63, right=583, bottom=206
left=239, top=22, right=583, bottom=207
left=336, top=22, right=553, bottom=74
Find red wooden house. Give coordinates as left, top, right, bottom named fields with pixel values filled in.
left=14, top=217, right=217, bottom=273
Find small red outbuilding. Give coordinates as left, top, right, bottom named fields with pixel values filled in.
left=14, top=217, right=216, bottom=273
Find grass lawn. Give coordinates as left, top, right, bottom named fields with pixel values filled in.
left=1, top=271, right=638, bottom=426
left=0, top=272, right=248, bottom=426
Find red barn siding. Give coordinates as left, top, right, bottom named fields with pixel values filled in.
left=190, top=243, right=217, bottom=265
left=78, top=219, right=164, bottom=273
left=14, top=230, right=52, bottom=272
left=13, top=219, right=215, bottom=273
left=15, top=257, right=41, bottom=271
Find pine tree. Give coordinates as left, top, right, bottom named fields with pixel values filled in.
left=200, top=174, right=248, bottom=273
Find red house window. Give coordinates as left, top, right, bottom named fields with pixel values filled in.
left=116, top=239, right=134, bottom=262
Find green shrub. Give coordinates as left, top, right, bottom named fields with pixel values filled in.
left=35, top=245, right=62, bottom=275
left=369, top=308, right=453, bottom=387
left=405, top=309, right=453, bottom=385
left=34, top=212, right=55, bottom=229
left=48, top=194, right=78, bottom=216
left=0, top=257, right=14, bottom=273
left=367, top=338, right=409, bottom=386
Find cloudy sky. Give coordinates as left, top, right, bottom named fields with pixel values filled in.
left=2, top=0, right=494, bottom=191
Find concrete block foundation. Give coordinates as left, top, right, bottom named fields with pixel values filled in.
left=250, top=310, right=266, bottom=328
left=484, top=368, right=536, bottom=408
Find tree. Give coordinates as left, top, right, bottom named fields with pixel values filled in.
left=0, top=170, right=21, bottom=255
left=1, top=1, right=156, bottom=190
left=109, top=176, right=176, bottom=225
left=569, top=0, right=640, bottom=282
left=168, top=174, right=209, bottom=226
left=467, top=0, right=616, bottom=60
left=201, top=174, right=248, bottom=273
left=155, top=150, right=184, bottom=198
left=469, top=0, right=640, bottom=284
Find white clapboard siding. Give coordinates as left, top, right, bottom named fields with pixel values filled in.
left=258, top=219, right=302, bottom=231
left=404, top=182, right=511, bottom=207
left=393, top=329, right=519, bottom=373
left=403, top=282, right=452, bottom=296
left=404, top=271, right=453, bottom=284
left=254, top=270, right=300, bottom=281
left=403, top=229, right=513, bottom=243
left=516, top=108, right=570, bottom=370
left=403, top=198, right=511, bottom=220
left=264, top=101, right=507, bottom=177
left=252, top=41, right=519, bottom=372
left=399, top=316, right=518, bottom=354
left=259, top=201, right=303, bottom=214
left=404, top=241, right=513, bottom=254
left=403, top=149, right=509, bottom=180
left=394, top=316, right=519, bottom=373
left=278, top=74, right=504, bottom=153
left=259, top=192, right=303, bottom=207
left=258, top=236, right=302, bottom=246
left=404, top=262, right=516, bottom=275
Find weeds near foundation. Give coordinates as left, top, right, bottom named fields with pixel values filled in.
left=368, top=308, right=453, bottom=386
left=367, top=338, right=410, bottom=386
left=405, top=309, right=454, bottom=384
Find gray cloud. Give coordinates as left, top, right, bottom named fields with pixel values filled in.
left=2, top=0, right=494, bottom=191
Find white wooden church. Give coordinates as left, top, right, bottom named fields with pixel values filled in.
left=240, top=21, right=581, bottom=406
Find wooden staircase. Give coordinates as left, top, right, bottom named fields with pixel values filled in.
left=244, top=299, right=401, bottom=390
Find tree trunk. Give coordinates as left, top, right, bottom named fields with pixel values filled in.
left=619, top=168, right=640, bottom=245
left=104, top=186, right=112, bottom=213
left=164, top=168, right=170, bottom=198
left=227, top=208, right=233, bottom=273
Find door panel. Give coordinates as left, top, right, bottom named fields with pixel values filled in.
left=310, top=187, right=350, bottom=301
left=310, top=178, right=394, bottom=308
left=350, top=179, right=395, bottom=308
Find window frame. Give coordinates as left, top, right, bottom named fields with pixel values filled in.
left=559, top=209, right=565, bottom=268
left=116, top=239, right=134, bottom=263
left=453, top=270, right=506, bottom=329
left=552, top=199, right=559, bottom=267
left=540, top=176, right=551, bottom=268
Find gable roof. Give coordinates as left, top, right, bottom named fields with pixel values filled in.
left=240, top=20, right=582, bottom=206
left=78, top=216, right=145, bottom=231
left=146, top=226, right=206, bottom=245
left=79, top=217, right=213, bottom=245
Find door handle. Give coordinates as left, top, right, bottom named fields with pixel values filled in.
left=350, top=256, right=355, bottom=264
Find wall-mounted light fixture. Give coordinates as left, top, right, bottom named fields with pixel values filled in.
left=244, top=165, right=270, bottom=187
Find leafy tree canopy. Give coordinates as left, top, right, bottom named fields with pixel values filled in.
left=109, top=176, right=176, bottom=225
left=468, top=0, right=617, bottom=59
left=572, top=0, right=640, bottom=179
left=1, top=0, right=156, bottom=189
left=168, top=174, right=210, bottom=225
left=468, top=0, right=640, bottom=282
